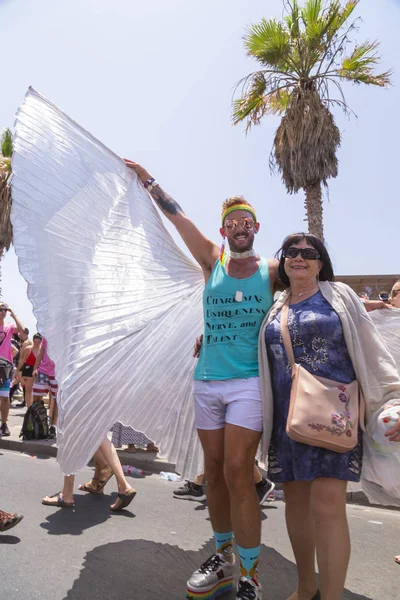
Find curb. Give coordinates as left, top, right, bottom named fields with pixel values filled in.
left=2, top=437, right=398, bottom=509
left=0, top=437, right=176, bottom=475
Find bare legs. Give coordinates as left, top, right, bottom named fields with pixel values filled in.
left=97, top=437, right=134, bottom=510
left=197, top=428, right=232, bottom=535
left=22, top=377, right=34, bottom=408
left=313, top=478, right=350, bottom=600
left=224, top=425, right=262, bottom=548
left=284, top=482, right=318, bottom=600
left=284, top=478, right=350, bottom=600
left=48, top=391, right=58, bottom=427
left=197, top=424, right=262, bottom=551
left=42, top=438, right=134, bottom=509
left=42, top=474, right=75, bottom=505
left=1, top=397, right=10, bottom=426
left=194, top=473, right=206, bottom=486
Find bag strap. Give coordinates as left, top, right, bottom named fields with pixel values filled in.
left=359, top=388, right=366, bottom=432
left=281, top=297, right=367, bottom=432
left=280, top=300, right=296, bottom=367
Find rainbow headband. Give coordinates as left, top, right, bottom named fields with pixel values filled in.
left=221, top=204, right=257, bottom=226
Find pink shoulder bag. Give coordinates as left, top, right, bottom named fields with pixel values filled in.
left=280, top=300, right=365, bottom=453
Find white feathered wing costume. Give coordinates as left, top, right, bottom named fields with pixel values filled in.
left=11, top=88, right=204, bottom=478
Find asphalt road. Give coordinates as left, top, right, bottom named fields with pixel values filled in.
left=0, top=449, right=399, bottom=600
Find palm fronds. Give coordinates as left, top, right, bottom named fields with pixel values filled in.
left=232, top=0, right=391, bottom=239
left=0, top=128, right=13, bottom=254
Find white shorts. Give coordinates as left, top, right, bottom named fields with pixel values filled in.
left=193, top=377, right=263, bottom=432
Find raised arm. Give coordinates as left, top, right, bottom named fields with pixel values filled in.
left=125, top=160, right=219, bottom=276
left=7, top=308, right=28, bottom=341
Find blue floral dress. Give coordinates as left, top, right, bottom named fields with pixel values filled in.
left=265, top=292, right=362, bottom=483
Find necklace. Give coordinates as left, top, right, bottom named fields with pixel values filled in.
left=229, top=249, right=256, bottom=259
left=291, top=286, right=318, bottom=298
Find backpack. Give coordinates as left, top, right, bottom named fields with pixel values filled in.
left=20, top=401, right=49, bottom=440
left=0, top=358, right=13, bottom=386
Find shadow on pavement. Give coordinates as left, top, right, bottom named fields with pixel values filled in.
left=0, top=534, right=21, bottom=544
left=63, top=538, right=373, bottom=600
left=40, top=492, right=135, bottom=536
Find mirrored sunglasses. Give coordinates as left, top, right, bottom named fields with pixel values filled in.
left=284, top=247, right=320, bottom=260
left=224, top=217, right=255, bottom=230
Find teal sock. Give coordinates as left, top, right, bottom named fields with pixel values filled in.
left=213, top=530, right=233, bottom=555
left=237, top=544, right=260, bottom=580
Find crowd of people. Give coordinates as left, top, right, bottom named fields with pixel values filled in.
left=1, top=157, right=400, bottom=600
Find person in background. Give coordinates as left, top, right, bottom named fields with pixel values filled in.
left=390, top=280, right=400, bottom=310
left=0, top=508, right=23, bottom=532
left=368, top=280, right=400, bottom=566
left=32, top=337, right=58, bottom=437
left=42, top=439, right=136, bottom=511
left=390, top=280, right=400, bottom=565
left=16, top=333, right=42, bottom=408
left=14, top=328, right=30, bottom=408
left=111, top=422, right=159, bottom=454
left=9, top=338, right=21, bottom=405
left=0, top=302, right=27, bottom=436
left=173, top=464, right=275, bottom=506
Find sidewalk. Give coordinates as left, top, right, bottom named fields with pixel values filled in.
left=1, top=403, right=396, bottom=509
left=0, top=403, right=176, bottom=474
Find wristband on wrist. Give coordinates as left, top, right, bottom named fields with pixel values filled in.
left=144, top=178, right=155, bottom=189
left=147, top=181, right=158, bottom=193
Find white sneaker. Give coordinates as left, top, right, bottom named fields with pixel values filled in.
left=236, top=576, right=262, bottom=599
left=186, top=552, right=235, bottom=599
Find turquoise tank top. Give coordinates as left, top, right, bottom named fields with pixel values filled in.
left=194, top=257, right=273, bottom=380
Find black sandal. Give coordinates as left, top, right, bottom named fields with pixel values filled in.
left=42, top=492, right=75, bottom=508
left=110, top=489, right=136, bottom=512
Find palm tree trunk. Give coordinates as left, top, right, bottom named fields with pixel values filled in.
left=304, top=182, right=324, bottom=241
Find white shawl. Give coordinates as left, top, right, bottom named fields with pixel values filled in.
left=258, top=282, right=400, bottom=506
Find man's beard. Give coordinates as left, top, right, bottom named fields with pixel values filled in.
left=228, top=232, right=254, bottom=253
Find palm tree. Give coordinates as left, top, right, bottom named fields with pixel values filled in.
left=233, top=0, right=391, bottom=240
left=0, top=128, right=13, bottom=258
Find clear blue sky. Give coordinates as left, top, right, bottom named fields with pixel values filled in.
left=0, top=0, right=399, bottom=334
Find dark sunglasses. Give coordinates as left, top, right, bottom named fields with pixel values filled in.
left=0, top=308, right=7, bottom=312
left=284, top=247, right=320, bottom=260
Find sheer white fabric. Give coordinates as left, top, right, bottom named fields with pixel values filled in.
left=11, top=88, right=205, bottom=477
left=369, top=308, right=400, bottom=373
left=363, top=308, right=400, bottom=506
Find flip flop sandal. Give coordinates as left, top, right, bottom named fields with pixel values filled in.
left=110, top=488, right=137, bottom=512
left=395, top=556, right=400, bottom=564
left=78, top=481, right=104, bottom=495
left=0, top=512, right=24, bottom=532
left=42, top=492, right=75, bottom=508
left=95, top=467, right=114, bottom=493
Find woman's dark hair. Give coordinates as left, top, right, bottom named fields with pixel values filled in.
left=276, top=233, right=335, bottom=287
left=33, top=333, right=43, bottom=341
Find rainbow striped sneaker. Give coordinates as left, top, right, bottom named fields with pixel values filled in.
left=186, top=552, right=235, bottom=599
